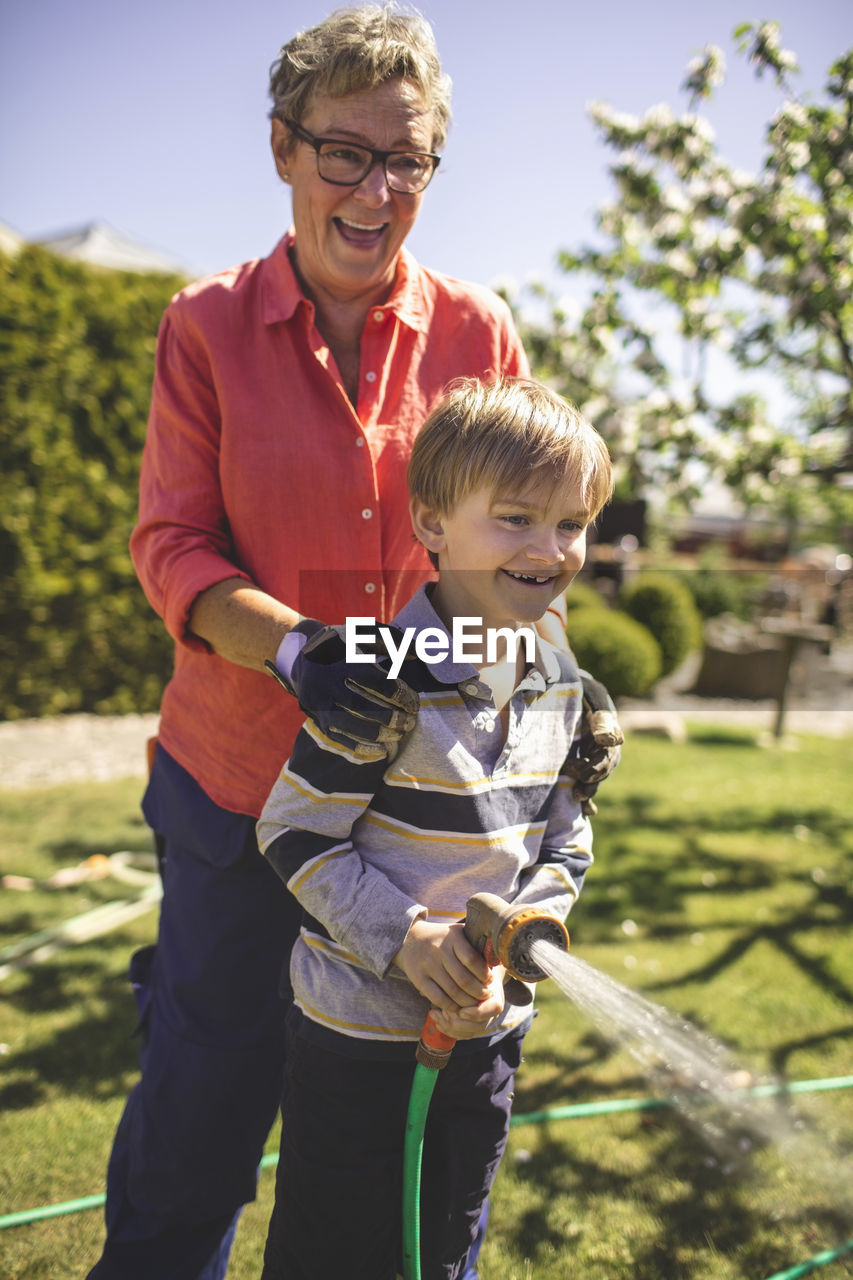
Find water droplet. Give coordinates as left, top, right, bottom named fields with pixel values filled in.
left=728, top=1070, right=753, bottom=1090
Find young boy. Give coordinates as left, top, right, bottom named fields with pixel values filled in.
left=257, top=377, right=613, bottom=1280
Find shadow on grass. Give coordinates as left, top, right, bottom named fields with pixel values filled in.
left=768, top=1024, right=853, bottom=1081
left=46, top=833, right=152, bottom=865
left=1, top=908, right=58, bottom=938
left=631, top=1118, right=852, bottom=1275
left=505, top=1105, right=853, bottom=1278
left=515, top=1034, right=647, bottom=1117
left=600, top=791, right=851, bottom=849
left=685, top=727, right=763, bottom=748
left=0, top=952, right=141, bottom=1110
left=639, top=906, right=852, bottom=1007
left=584, top=785, right=852, bottom=947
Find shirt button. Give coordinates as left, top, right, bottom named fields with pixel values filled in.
left=372, top=310, right=384, bottom=323
left=364, top=582, right=376, bottom=594
left=484, top=718, right=496, bottom=733
left=355, top=437, right=365, bottom=448
left=463, top=682, right=479, bottom=696
left=362, top=508, right=373, bottom=520
left=365, top=371, right=377, bottom=383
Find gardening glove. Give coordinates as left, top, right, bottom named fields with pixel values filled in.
left=265, top=619, right=419, bottom=761
left=563, top=672, right=624, bottom=815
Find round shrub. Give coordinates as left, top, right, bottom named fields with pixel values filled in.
left=620, top=573, right=703, bottom=677
left=564, top=581, right=607, bottom=613
left=565, top=607, right=663, bottom=699
left=682, top=567, right=762, bottom=621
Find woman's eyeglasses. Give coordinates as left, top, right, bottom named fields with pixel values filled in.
left=285, top=119, right=440, bottom=194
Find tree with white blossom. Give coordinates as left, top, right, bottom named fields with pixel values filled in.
left=512, top=23, right=853, bottom=532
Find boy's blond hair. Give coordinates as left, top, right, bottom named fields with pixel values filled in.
left=407, top=377, right=613, bottom=519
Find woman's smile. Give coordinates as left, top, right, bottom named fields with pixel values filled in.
left=334, top=216, right=389, bottom=247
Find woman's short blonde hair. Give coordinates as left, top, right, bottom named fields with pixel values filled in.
left=408, top=378, right=613, bottom=521
left=268, top=4, right=451, bottom=151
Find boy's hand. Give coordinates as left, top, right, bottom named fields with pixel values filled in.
left=393, top=920, right=490, bottom=1011
left=428, top=966, right=507, bottom=1041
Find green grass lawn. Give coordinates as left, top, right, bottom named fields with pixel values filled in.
left=1, top=726, right=852, bottom=1279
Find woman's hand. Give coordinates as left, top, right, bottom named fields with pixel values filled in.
left=187, top=579, right=419, bottom=761
left=274, top=621, right=419, bottom=760
left=564, top=671, right=623, bottom=814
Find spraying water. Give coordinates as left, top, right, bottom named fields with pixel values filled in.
left=530, top=939, right=851, bottom=1193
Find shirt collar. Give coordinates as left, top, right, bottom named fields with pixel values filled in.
left=385, top=246, right=430, bottom=333
left=392, top=584, right=563, bottom=696
left=534, top=639, right=564, bottom=686
left=261, top=232, right=429, bottom=333
left=261, top=232, right=303, bottom=325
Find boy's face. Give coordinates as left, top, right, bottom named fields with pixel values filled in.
left=414, top=477, right=590, bottom=633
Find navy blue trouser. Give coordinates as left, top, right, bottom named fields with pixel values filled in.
left=87, top=747, right=302, bottom=1280
left=261, top=1015, right=524, bottom=1280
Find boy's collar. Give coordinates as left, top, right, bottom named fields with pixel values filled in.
left=392, top=585, right=564, bottom=693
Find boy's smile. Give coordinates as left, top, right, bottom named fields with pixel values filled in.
left=413, top=480, right=590, bottom=641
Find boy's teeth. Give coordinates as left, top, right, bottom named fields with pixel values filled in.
left=507, top=571, right=550, bottom=583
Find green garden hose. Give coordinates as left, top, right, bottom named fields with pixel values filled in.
left=402, top=1059, right=442, bottom=1280
left=763, top=1239, right=853, bottom=1280
left=402, top=1015, right=456, bottom=1280
left=400, top=893, right=570, bottom=1279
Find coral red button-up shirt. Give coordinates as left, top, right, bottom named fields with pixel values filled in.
left=131, top=233, right=529, bottom=815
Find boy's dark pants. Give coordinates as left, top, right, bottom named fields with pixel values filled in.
left=261, top=1020, right=525, bottom=1280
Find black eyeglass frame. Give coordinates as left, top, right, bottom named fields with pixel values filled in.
left=284, top=118, right=441, bottom=193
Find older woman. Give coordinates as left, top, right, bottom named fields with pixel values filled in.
left=87, top=8, right=530, bottom=1280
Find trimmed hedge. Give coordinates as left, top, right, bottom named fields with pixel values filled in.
left=564, top=581, right=607, bottom=613
left=565, top=606, right=663, bottom=699
left=681, top=566, right=765, bottom=621
left=0, top=247, right=184, bottom=719
left=620, top=572, right=703, bottom=677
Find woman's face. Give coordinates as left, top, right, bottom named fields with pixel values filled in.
left=272, top=77, right=436, bottom=309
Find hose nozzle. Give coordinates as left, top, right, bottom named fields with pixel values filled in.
left=415, top=894, right=569, bottom=1065
left=464, top=892, right=569, bottom=984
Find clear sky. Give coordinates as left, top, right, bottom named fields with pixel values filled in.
left=2, top=0, right=850, bottom=289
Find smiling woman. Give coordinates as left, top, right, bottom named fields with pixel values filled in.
left=270, top=75, right=437, bottom=352
left=86, top=6, right=531, bottom=1280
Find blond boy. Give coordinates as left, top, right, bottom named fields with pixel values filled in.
left=257, top=378, right=613, bottom=1280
